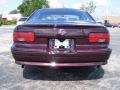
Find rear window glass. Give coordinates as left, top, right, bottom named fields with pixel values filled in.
left=27, top=9, right=95, bottom=23
left=40, top=15, right=80, bottom=21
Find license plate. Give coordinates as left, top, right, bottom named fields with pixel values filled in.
left=54, top=39, right=70, bottom=49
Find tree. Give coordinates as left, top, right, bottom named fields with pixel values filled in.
left=18, top=0, right=49, bottom=16
left=80, top=1, right=96, bottom=14
left=0, top=14, right=2, bottom=25
left=0, top=14, right=2, bottom=18
left=9, top=10, right=19, bottom=14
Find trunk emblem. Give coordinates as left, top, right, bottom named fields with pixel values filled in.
left=58, top=29, right=67, bottom=35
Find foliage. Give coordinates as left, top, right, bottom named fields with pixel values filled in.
left=80, top=1, right=96, bottom=14
left=0, top=20, right=16, bottom=25
left=18, top=0, right=49, bottom=16
left=0, top=19, right=2, bottom=26
left=9, top=10, right=19, bottom=14
left=0, top=14, right=2, bottom=18
left=0, top=14, right=16, bottom=25
left=0, top=14, right=2, bottom=25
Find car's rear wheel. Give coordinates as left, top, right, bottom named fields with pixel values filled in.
left=97, top=65, right=101, bottom=69
left=21, top=65, right=25, bottom=68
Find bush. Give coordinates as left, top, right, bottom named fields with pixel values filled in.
left=0, top=19, right=16, bottom=25
left=2, top=20, right=16, bottom=25
left=0, top=19, right=2, bottom=26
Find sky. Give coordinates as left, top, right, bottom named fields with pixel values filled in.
left=0, top=0, right=120, bottom=17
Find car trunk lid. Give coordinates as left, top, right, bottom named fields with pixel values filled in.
left=15, top=23, right=109, bottom=53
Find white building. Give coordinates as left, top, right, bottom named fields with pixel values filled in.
left=2, top=14, right=22, bottom=21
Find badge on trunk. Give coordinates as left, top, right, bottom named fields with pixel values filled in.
left=58, top=29, right=67, bottom=35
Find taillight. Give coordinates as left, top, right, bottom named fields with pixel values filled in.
left=89, top=33, right=109, bottom=43
left=13, top=32, right=35, bottom=43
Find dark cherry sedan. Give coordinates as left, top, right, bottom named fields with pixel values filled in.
left=11, top=8, right=111, bottom=68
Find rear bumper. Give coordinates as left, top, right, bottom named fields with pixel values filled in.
left=11, top=46, right=112, bottom=67
left=15, top=61, right=107, bottom=67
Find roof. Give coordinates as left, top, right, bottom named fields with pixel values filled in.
left=38, top=8, right=86, bottom=13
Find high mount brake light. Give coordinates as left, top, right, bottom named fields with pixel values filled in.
left=13, top=32, right=35, bottom=42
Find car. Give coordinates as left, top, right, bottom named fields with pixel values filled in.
left=16, top=17, right=28, bottom=25
left=104, top=20, right=113, bottom=27
left=112, top=23, right=120, bottom=28
left=11, top=8, right=111, bottom=68
left=104, top=22, right=113, bottom=27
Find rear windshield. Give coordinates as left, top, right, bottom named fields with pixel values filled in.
left=27, top=9, right=95, bottom=23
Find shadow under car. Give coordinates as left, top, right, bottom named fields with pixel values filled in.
left=23, top=66, right=104, bottom=81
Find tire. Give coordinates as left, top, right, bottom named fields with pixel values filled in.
left=21, top=65, right=25, bottom=68
left=97, top=65, right=101, bottom=69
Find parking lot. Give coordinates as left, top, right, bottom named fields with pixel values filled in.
left=0, top=26, right=120, bottom=90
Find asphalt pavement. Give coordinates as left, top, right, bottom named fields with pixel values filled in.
left=0, top=26, right=120, bottom=90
